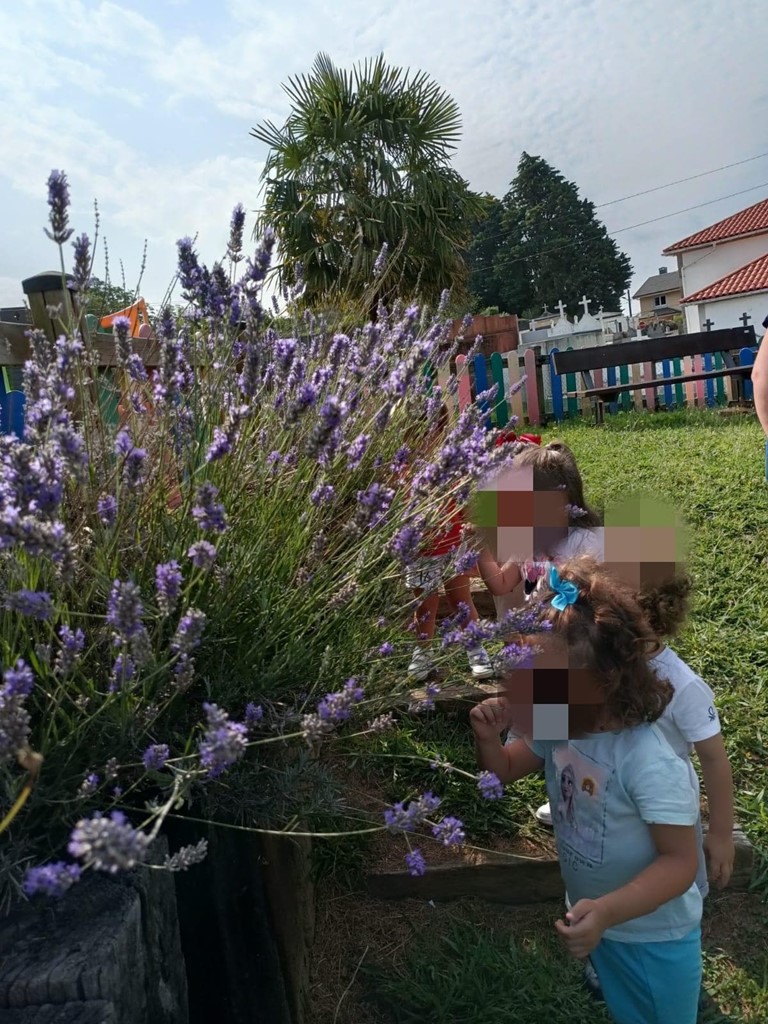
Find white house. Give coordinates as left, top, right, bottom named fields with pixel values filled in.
left=663, top=197, right=768, bottom=334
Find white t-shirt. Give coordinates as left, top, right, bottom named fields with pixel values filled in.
left=493, top=527, right=604, bottom=619
left=650, top=645, right=722, bottom=896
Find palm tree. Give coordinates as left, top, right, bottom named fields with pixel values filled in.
left=251, top=53, right=483, bottom=306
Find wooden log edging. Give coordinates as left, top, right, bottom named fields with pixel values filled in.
left=367, top=827, right=755, bottom=904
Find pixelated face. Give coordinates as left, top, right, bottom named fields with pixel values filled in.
left=603, top=494, right=689, bottom=592
left=501, top=634, right=607, bottom=740
left=472, top=464, right=569, bottom=564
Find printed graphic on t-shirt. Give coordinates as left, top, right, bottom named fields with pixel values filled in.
left=551, top=745, right=611, bottom=870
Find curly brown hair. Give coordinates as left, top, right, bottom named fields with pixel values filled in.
left=514, top=441, right=602, bottom=528
left=535, top=556, right=673, bottom=728
left=638, top=571, right=693, bottom=639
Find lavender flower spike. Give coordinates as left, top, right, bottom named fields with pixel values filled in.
left=198, top=702, right=247, bottom=778
left=44, top=170, right=73, bottom=244
left=23, top=861, right=82, bottom=898
left=68, top=810, right=151, bottom=873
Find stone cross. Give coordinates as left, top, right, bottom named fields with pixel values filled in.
left=703, top=318, right=714, bottom=332
left=557, top=299, right=567, bottom=319
left=740, top=312, right=752, bottom=327
left=580, top=296, right=591, bottom=318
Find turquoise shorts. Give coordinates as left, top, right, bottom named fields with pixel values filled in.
left=590, top=926, right=702, bottom=1024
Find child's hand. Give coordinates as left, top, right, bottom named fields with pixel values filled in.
left=554, top=899, right=607, bottom=959
left=469, top=697, right=514, bottom=743
left=704, top=830, right=735, bottom=888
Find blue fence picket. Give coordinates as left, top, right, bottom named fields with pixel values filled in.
left=605, top=366, right=618, bottom=415
left=662, top=360, right=673, bottom=408
left=703, top=353, right=715, bottom=406
left=473, top=353, right=491, bottom=426
left=739, top=346, right=756, bottom=402
left=549, top=348, right=564, bottom=422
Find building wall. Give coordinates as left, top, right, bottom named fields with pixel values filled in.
left=638, top=290, right=683, bottom=317
left=676, top=235, right=768, bottom=331
left=684, top=292, right=768, bottom=335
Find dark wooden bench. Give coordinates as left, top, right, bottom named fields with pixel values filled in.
left=551, top=326, right=757, bottom=424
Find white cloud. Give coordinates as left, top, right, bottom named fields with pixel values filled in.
left=1, top=0, right=767, bottom=305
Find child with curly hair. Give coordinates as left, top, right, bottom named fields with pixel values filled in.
left=470, top=557, right=703, bottom=1024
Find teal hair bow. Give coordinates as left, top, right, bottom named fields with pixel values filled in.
left=548, top=564, right=579, bottom=611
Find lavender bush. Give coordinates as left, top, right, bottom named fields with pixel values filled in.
left=0, top=171, right=543, bottom=905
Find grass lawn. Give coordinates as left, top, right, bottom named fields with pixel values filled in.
left=309, top=409, right=768, bottom=1024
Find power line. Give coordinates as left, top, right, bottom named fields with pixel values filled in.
left=469, top=150, right=768, bottom=256
left=469, top=180, right=768, bottom=277
left=594, top=151, right=768, bottom=209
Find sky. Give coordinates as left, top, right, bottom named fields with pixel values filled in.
left=1, top=0, right=767, bottom=315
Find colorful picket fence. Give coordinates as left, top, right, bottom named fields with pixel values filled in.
left=439, top=344, right=759, bottom=429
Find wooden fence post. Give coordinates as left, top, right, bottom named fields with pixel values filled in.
left=549, top=349, right=564, bottom=423
left=21, top=272, right=80, bottom=342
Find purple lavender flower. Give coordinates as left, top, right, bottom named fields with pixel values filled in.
left=187, top=540, right=217, bottom=570
left=163, top=839, right=209, bottom=872
left=390, top=446, right=410, bottom=474
left=378, top=642, right=395, bottom=657
left=71, top=233, right=91, bottom=291
left=346, top=434, right=370, bottom=470
left=316, top=678, right=365, bottom=725
left=192, top=483, right=228, bottom=534
left=367, top=712, right=395, bottom=733
left=477, top=771, right=504, bottom=801
left=3, top=659, right=35, bottom=697
left=244, top=703, right=263, bottom=729
left=155, top=561, right=182, bottom=615
left=79, top=772, right=99, bottom=797
left=114, top=430, right=147, bottom=487
left=44, top=169, right=73, bottom=243
left=306, top=396, right=346, bottom=461
left=432, top=816, right=465, bottom=847
left=98, top=495, right=118, bottom=526
left=55, top=624, right=85, bottom=676
left=68, top=810, right=151, bottom=873
left=106, top=580, right=145, bottom=641
left=310, top=484, right=335, bottom=506
left=404, top=848, right=426, bottom=876
left=384, top=792, right=442, bottom=833
left=142, top=743, right=170, bottom=771
left=172, top=608, right=206, bottom=655
left=452, top=548, right=479, bottom=576
left=23, top=861, right=82, bottom=898
left=372, top=242, right=389, bottom=279
left=206, top=427, right=234, bottom=463
left=5, top=590, right=53, bottom=620
left=353, top=482, right=394, bottom=530
left=227, top=203, right=246, bottom=263
left=113, top=316, right=132, bottom=367
left=391, top=524, right=422, bottom=565
left=198, top=702, right=248, bottom=778
left=110, top=653, right=136, bottom=690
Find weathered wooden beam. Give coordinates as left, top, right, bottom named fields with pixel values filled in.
left=0, top=321, right=163, bottom=368
left=366, top=826, right=755, bottom=904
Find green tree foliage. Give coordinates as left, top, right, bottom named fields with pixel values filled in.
left=468, top=153, right=632, bottom=316
left=81, top=277, right=136, bottom=319
left=251, top=53, right=484, bottom=306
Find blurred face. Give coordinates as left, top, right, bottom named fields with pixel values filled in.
left=501, top=633, right=607, bottom=740
left=472, top=463, right=569, bottom=563
left=602, top=494, right=689, bottom=591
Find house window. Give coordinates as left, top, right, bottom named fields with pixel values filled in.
left=654, top=295, right=666, bottom=307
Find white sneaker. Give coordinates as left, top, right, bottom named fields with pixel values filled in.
left=535, top=801, right=552, bottom=825
left=407, top=646, right=435, bottom=682
left=467, top=646, right=494, bottom=680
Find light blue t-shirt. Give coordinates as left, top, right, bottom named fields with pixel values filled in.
left=527, top=723, right=703, bottom=943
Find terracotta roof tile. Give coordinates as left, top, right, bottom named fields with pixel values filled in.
left=663, top=197, right=768, bottom=253
left=681, top=251, right=768, bottom=304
